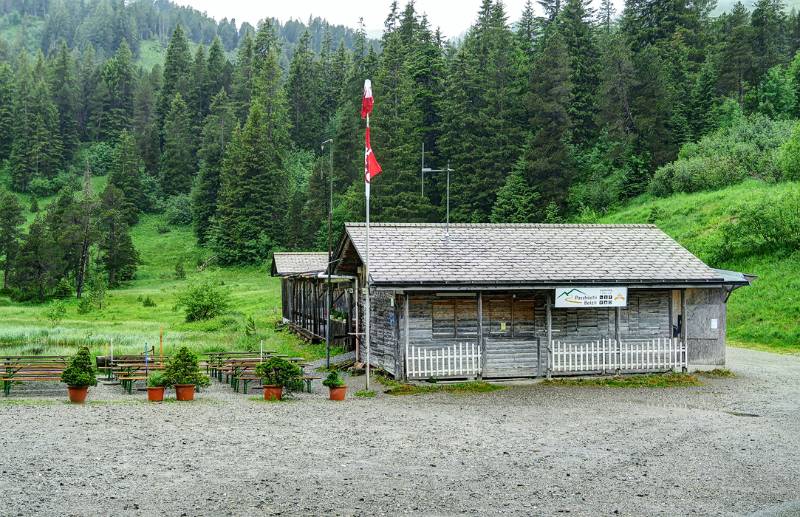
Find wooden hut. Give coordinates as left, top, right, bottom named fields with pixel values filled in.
left=271, top=252, right=355, bottom=349
left=332, top=223, right=752, bottom=380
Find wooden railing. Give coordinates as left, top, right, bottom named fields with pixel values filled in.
left=406, top=342, right=481, bottom=379
left=549, top=338, right=687, bottom=375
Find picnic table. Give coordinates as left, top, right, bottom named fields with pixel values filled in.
left=1, top=356, right=69, bottom=396
left=112, top=361, right=167, bottom=393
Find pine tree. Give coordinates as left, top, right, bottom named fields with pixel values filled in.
left=192, top=90, right=235, bottom=245
left=517, top=0, right=539, bottom=56
left=751, top=0, right=788, bottom=80
left=689, top=56, right=720, bottom=139
left=9, top=216, right=61, bottom=301
left=757, top=64, right=796, bottom=118
left=159, top=93, right=195, bottom=196
left=598, top=0, right=615, bottom=32
left=717, top=2, right=754, bottom=106
left=212, top=48, right=291, bottom=264
left=133, top=69, right=161, bottom=175
left=75, top=166, right=97, bottom=299
left=97, top=185, right=139, bottom=288
left=231, top=31, right=255, bottom=121
left=109, top=129, right=145, bottom=222
left=95, top=39, right=135, bottom=139
left=50, top=40, right=79, bottom=160
left=189, top=44, right=208, bottom=123
left=157, top=25, right=192, bottom=130
left=287, top=30, right=323, bottom=150
left=522, top=26, right=574, bottom=215
left=490, top=160, right=540, bottom=223
left=0, top=189, right=25, bottom=290
left=0, top=63, right=13, bottom=161
left=205, top=37, right=228, bottom=105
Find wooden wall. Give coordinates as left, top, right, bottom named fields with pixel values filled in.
left=686, top=287, right=726, bottom=365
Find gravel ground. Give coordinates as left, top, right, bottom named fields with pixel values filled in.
left=1, top=346, right=798, bottom=517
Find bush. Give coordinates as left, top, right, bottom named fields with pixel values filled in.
left=142, top=296, right=156, bottom=307
left=164, top=346, right=209, bottom=387
left=649, top=115, right=794, bottom=196
left=46, top=300, right=67, bottom=326
left=255, top=357, right=303, bottom=391
left=147, top=372, right=169, bottom=387
left=176, top=279, right=230, bottom=322
left=76, top=142, right=114, bottom=177
left=714, top=188, right=800, bottom=261
left=61, top=347, right=97, bottom=387
left=777, top=121, right=800, bottom=181
left=53, top=278, right=73, bottom=299
left=28, top=177, right=55, bottom=197
left=164, top=194, right=192, bottom=226
left=174, top=260, right=186, bottom=280
left=322, top=371, right=345, bottom=388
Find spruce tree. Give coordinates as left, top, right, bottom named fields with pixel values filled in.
left=189, top=44, right=208, bottom=123
left=0, top=63, right=13, bottom=161
left=157, top=25, right=192, bottom=130
left=97, top=185, right=139, bottom=288
left=490, top=161, right=540, bottom=223
left=9, top=216, right=61, bottom=301
left=287, top=30, right=323, bottom=150
left=133, top=69, right=161, bottom=175
left=192, top=90, right=235, bottom=245
left=751, top=0, right=788, bottom=80
left=109, top=129, right=145, bottom=223
left=159, top=93, right=195, bottom=196
left=0, top=189, right=25, bottom=290
left=757, top=65, right=796, bottom=118
left=212, top=48, right=291, bottom=264
left=95, top=39, right=135, bottom=140
left=231, top=31, right=255, bottom=121
left=205, top=37, right=228, bottom=105
left=50, top=41, right=79, bottom=161
left=717, top=2, right=754, bottom=106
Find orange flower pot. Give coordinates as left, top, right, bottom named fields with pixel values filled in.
left=328, top=386, right=347, bottom=401
left=263, top=385, right=283, bottom=401
left=147, top=386, right=165, bottom=402
left=174, top=384, right=195, bottom=401
left=67, top=386, right=89, bottom=404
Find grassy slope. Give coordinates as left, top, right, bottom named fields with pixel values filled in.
left=0, top=181, right=330, bottom=359
left=597, top=180, right=800, bottom=353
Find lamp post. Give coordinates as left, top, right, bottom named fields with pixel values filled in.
left=321, top=139, right=334, bottom=369
left=421, top=145, right=454, bottom=238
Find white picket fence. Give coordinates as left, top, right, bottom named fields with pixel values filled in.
left=549, top=338, right=687, bottom=374
left=406, top=342, right=482, bottom=379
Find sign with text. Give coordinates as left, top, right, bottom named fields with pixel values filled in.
left=554, top=287, right=628, bottom=308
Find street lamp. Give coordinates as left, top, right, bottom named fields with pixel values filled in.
left=321, top=139, right=333, bottom=369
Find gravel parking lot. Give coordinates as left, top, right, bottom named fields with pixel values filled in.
left=1, top=346, right=798, bottom=516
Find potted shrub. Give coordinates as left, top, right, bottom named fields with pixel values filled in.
left=164, top=346, right=209, bottom=401
left=323, top=371, right=347, bottom=401
left=255, top=357, right=302, bottom=401
left=147, top=372, right=168, bottom=402
left=61, top=347, right=97, bottom=403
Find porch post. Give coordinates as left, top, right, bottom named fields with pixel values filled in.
left=615, top=306, right=621, bottom=375
left=681, top=288, right=688, bottom=372
left=404, top=294, right=410, bottom=381
left=354, top=276, right=360, bottom=363
left=477, top=291, right=484, bottom=380
left=546, top=292, right=552, bottom=380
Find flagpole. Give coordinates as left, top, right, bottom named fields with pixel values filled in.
left=365, top=112, right=371, bottom=392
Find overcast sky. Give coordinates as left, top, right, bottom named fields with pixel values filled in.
left=173, top=0, right=623, bottom=39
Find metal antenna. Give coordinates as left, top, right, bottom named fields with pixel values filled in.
left=421, top=145, right=454, bottom=239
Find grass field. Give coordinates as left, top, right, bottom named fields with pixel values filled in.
left=597, top=180, right=800, bottom=353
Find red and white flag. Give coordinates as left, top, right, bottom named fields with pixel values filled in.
left=365, top=126, right=382, bottom=183
left=361, top=79, right=374, bottom=119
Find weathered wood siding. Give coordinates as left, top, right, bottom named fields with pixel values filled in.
left=685, top=287, right=726, bottom=365
left=358, top=290, right=399, bottom=376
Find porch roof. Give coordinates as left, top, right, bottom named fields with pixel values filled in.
left=335, top=223, right=748, bottom=287
left=271, top=252, right=329, bottom=277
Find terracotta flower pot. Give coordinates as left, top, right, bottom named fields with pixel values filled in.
left=263, top=385, right=283, bottom=401
left=174, top=384, right=195, bottom=401
left=328, top=386, right=347, bottom=401
left=67, top=386, right=89, bottom=404
left=147, top=386, right=165, bottom=402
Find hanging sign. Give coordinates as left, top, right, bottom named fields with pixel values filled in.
left=554, top=287, right=628, bottom=308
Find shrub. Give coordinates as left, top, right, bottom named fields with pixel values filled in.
left=76, top=142, right=114, bottom=176
left=777, top=121, right=800, bottom=181
left=53, top=278, right=73, bottom=299
left=147, top=372, right=169, bottom=387
left=322, top=371, right=345, bottom=388
left=164, top=346, right=209, bottom=387
left=29, top=196, right=39, bottom=212
left=156, top=223, right=171, bottom=234
left=255, top=357, right=303, bottom=391
left=46, top=301, right=67, bottom=326
left=28, top=177, right=55, bottom=197
left=61, top=347, right=97, bottom=387
left=164, top=194, right=192, bottom=226
left=174, top=260, right=186, bottom=280
left=244, top=315, right=257, bottom=336
left=142, top=296, right=156, bottom=307
left=176, top=279, right=230, bottom=322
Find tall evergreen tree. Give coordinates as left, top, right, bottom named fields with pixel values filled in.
left=9, top=216, right=61, bottom=301
left=159, top=93, right=195, bottom=196
left=0, top=189, right=25, bottom=290
left=231, top=31, right=255, bottom=121
left=157, top=25, right=192, bottom=130
left=50, top=40, right=79, bottom=160
left=205, top=36, right=228, bottom=104
left=133, top=68, right=161, bottom=175
left=109, top=129, right=145, bottom=222
left=717, top=2, right=754, bottom=106
left=0, top=63, right=13, bottom=161
left=751, top=0, right=788, bottom=79
left=94, top=39, right=135, bottom=140
left=287, top=30, right=323, bottom=150
left=192, top=90, right=235, bottom=245
left=189, top=44, right=208, bottom=123
left=97, top=185, right=139, bottom=288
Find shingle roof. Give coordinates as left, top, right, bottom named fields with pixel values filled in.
left=339, top=223, right=728, bottom=286
left=271, top=252, right=329, bottom=276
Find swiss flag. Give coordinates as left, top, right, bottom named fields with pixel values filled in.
left=365, top=126, right=382, bottom=183
left=361, top=79, right=374, bottom=119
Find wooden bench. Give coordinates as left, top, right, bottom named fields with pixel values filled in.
left=1, top=356, right=68, bottom=396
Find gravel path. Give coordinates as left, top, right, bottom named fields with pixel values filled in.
left=1, top=347, right=798, bottom=516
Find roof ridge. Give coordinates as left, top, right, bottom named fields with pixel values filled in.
left=273, top=251, right=328, bottom=254
left=344, top=222, right=657, bottom=228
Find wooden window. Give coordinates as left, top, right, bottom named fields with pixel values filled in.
left=513, top=298, right=536, bottom=337
left=487, top=297, right=512, bottom=337
left=432, top=298, right=478, bottom=339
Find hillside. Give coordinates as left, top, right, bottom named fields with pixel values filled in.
left=597, top=180, right=800, bottom=352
